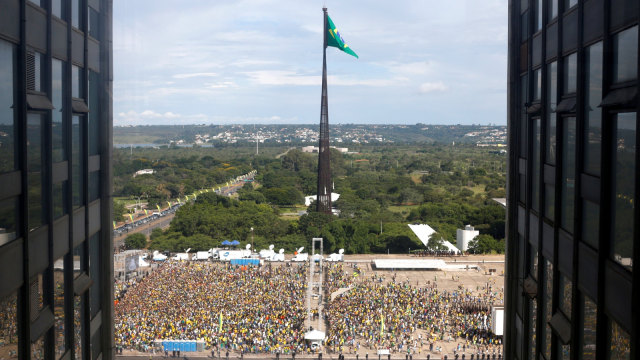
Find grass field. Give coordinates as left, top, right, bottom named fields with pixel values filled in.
left=387, top=204, right=419, bottom=215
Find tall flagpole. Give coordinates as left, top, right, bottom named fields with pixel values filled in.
left=317, top=7, right=332, bottom=214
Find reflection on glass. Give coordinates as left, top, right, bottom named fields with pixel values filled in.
left=28, top=114, right=45, bottom=229
left=546, top=62, right=557, bottom=165
left=31, top=335, right=45, bottom=360
left=53, top=181, right=68, bottom=219
left=89, top=233, right=101, bottom=318
left=529, top=244, right=538, bottom=279
left=89, top=71, right=100, bottom=155
left=534, top=0, right=542, bottom=32
left=545, top=184, right=555, bottom=220
left=520, top=74, right=528, bottom=157
left=613, top=26, right=638, bottom=83
left=0, top=197, right=18, bottom=246
left=54, top=257, right=66, bottom=359
left=0, top=291, right=19, bottom=359
left=52, top=0, right=62, bottom=18
left=30, top=274, right=44, bottom=321
left=582, top=200, right=599, bottom=249
left=561, top=117, right=576, bottom=232
left=611, top=113, right=635, bottom=271
left=521, top=11, right=529, bottom=42
left=74, top=295, right=83, bottom=360
left=581, top=295, right=597, bottom=359
left=0, top=40, right=16, bottom=174
left=543, top=260, right=553, bottom=358
left=533, top=69, right=541, bottom=101
left=609, top=320, right=630, bottom=359
left=558, top=274, right=572, bottom=318
left=72, top=0, right=80, bottom=28
left=89, top=7, right=100, bottom=39
left=558, top=344, right=570, bottom=360
left=52, top=59, right=66, bottom=162
left=532, top=119, right=541, bottom=211
left=584, top=42, right=602, bottom=175
left=565, top=0, right=578, bottom=10
left=564, top=53, right=577, bottom=94
left=549, top=0, right=558, bottom=20
left=89, top=171, right=100, bottom=202
left=72, top=116, right=84, bottom=208
left=72, top=65, right=80, bottom=98
left=529, top=299, right=537, bottom=360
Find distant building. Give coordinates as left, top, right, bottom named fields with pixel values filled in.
left=133, top=168, right=155, bottom=177
left=456, top=225, right=479, bottom=252
left=304, top=193, right=340, bottom=207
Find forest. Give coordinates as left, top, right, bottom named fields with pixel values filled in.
left=115, top=143, right=506, bottom=254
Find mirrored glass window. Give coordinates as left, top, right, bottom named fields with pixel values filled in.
left=54, top=256, right=67, bottom=359
left=549, top=0, right=558, bottom=20
left=584, top=42, right=602, bottom=176
left=0, top=197, right=18, bottom=246
left=0, top=40, right=17, bottom=174
left=52, top=58, right=66, bottom=162
left=582, top=200, right=599, bottom=249
left=546, top=62, right=557, bottom=164
left=611, top=113, right=635, bottom=271
left=27, top=113, right=45, bottom=229
left=580, top=295, right=597, bottom=359
left=561, top=117, right=576, bottom=232
left=72, top=116, right=84, bottom=208
left=564, top=53, right=577, bottom=94
left=609, top=320, right=630, bottom=359
left=532, top=119, right=541, bottom=211
left=613, top=26, right=638, bottom=83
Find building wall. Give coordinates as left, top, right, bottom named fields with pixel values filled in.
left=506, top=0, right=638, bottom=359
left=0, top=1, right=113, bottom=359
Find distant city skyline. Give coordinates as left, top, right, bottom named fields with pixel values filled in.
left=114, top=1, right=507, bottom=126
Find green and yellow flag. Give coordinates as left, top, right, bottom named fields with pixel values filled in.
left=326, top=15, right=358, bottom=59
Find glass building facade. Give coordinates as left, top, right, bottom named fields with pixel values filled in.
left=506, top=0, right=638, bottom=359
left=0, top=1, right=113, bottom=360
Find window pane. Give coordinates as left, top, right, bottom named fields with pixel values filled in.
left=533, top=69, right=542, bottom=101
left=53, top=180, right=68, bottom=219
left=54, top=257, right=66, bottom=359
left=0, top=291, right=19, bottom=359
left=613, top=26, right=638, bottom=83
left=561, top=117, right=576, bottom=232
left=74, top=295, right=84, bottom=360
left=584, top=42, right=602, bottom=175
left=545, top=184, right=555, bottom=220
left=30, top=274, right=45, bottom=320
left=534, top=0, right=542, bottom=32
left=564, top=53, right=577, bottom=94
left=581, top=295, right=597, bottom=359
left=542, top=260, right=553, bottom=359
left=31, top=335, right=45, bottom=360
left=88, top=71, right=100, bottom=155
left=72, top=116, right=84, bottom=208
left=0, top=197, right=18, bottom=246
left=89, top=7, right=100, bottom=39
left=546, top=62, right=557, bottom=164
left=52, top=59, right=66, bottom=162
left=529, top=299, right=538, bottom=359
left=521, top=74, right=528, bottom=157
left=558, top=274, right=572, bottom=318
left=89, top=171, right=100, bottom=202
left=28, top=0, right=41, bottom=6
left=532, top=119, right=541, bottom=210
left=529, top=244, right=538, bottom=279
left=72, top=0, right=81, bottom=28
left=52, top=0, right=62, bottom=18
left=582, top=200, right=599, bottom=249
left=549, top=0, right=558, bottom=20
left=0, top=40, right=17, bottom=174
left=89, top=233, right=101, bottom=318
left=72, top=65, right=81, bottom=98
left=611, top=113, right=635, bottom=271
left=28, top=113, right=45, bottom=230
left=521, top=11, right=529, bottom=42
left=609, top=320, right=630, bottom=359
left=565, top=0, right=578, bottom=10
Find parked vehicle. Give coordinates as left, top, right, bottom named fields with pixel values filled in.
left=325, top=249, right=345, bottom=262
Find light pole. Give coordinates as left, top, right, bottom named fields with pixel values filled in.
left=250, top=227, right=254, bottom=254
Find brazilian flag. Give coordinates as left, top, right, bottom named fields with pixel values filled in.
left=326, top=15, right=358, bottom=59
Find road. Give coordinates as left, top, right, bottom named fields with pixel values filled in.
left=114, top=214, right=174, bottom=251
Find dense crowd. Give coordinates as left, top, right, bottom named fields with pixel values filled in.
left=0, top=293, right=18, bottom=359
left=115, top=262, right=307, bottom=354
left=324, top=267, right=503, bottom=356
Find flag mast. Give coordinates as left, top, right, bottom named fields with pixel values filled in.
left=316, top=7, right=332, bottom=214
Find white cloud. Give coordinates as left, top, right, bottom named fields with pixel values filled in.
left=172, top=72, right=219, bottom=79
left=419, top=82, right=447, bottom=93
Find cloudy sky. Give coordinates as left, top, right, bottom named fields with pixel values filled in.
left=114, top=0, right=507, bottom=126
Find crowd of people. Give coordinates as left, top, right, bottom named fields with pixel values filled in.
left=115, top=262, right=308, bottom=354
left=324, top=265, right=503, bottom=357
